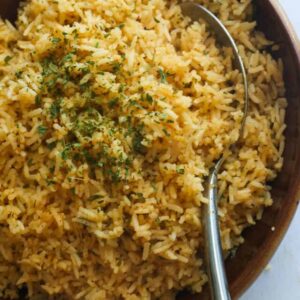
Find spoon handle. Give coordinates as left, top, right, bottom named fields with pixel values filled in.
left=203, top=158, right=231, bottom=300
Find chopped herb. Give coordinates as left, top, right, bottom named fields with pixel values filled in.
left=30, top=39, right=147, bottom=184
left=184, top=82, right=192, bottom=88
left=146, top=94, right=153, bottom=104
left=73, top=143, right=81, bottom=149
left=47, top=141, right=57, bottom=150
left=118, top=84, right=125, bottom=93
left=136, top=193, right=145, bottom=202
left=117, top=23, right=125, bottom=29
left=132, top=131, right=146, bottom=154
left=49, top=99, right=61, bottom=119
left=160, top=113, right=168, bottom=121
left=87, top=60, right=95, bottom=66
left=37, top=125, right=47, bottom=136
left=72, top=29, right=79, bottom=39
left=176, top=167, right=185, bottom=175
left=97, top=162, right=104, bottom=168
left=61, top=52, right=74, bottom=63
left=109, top=97, right=119, bottom=108
left=125, top=157, right=132, bottom=166
left=35, top=95, right=42, bottom=106
left=154, top=17, right=160, bottom=23
left=108, top=128, right=116, bottom=136
left=75, top=108, right=102, bottom=137
left=61, top=144, right=71, bottom=160
left=128, top=99, right=144, bottom=110
left=151, top=183, right=157, bottom=191
left=163, top=128, right=170, bottom=137
left=109, top=169, right=121, bottom=183
left=125, top=166, right=130, bottom=178
left=46, top=179, right=56, bottom=186
left=83, top=149, right=96, bottom=165
left=158, top=68, right=168, bottom=83
left=4, top=56, right=12, bottom=65
left=49, top=62, right=58, bottom=73
left=51, top=37, right=61, bottom=44
left=49, top=165, right=55, bottom=174
left=15, top=71, right=23, bottom=79
left=112, top=62, right=122, bottom=73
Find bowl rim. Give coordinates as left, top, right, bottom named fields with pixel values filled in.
left=231, top=0, right=300, bottom=298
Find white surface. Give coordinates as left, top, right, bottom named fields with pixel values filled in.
left=241, top=1, right=300, bottom=300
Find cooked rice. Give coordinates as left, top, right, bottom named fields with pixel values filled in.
left=0, top=0, right=286, bottom=299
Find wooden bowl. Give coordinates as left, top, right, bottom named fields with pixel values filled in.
left=0, top=0, right=299, bottom=299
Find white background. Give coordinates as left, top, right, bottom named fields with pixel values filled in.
left=241, top=1, right=300, bottom=299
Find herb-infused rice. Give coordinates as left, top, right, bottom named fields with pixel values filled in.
left=0, top=0, right=286, bottom=299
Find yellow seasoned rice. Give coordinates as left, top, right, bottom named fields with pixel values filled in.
left=0, top=0, right=286, bottom=299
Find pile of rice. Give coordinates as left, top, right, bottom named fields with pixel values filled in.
left=0, top=0, right=286, bottom=299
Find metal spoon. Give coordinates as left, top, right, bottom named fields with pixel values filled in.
left=180, top=2, right=249, bottom=300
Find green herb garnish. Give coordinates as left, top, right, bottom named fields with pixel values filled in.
left=4, top=56, right=12, bottom=65
left=162, top=128, right=170, bottom=137
left=176, top=167, right=185, bottom=175
left=108, top=97, right=119, bottom=108
left=51, top=37, right=61, bottom=44
left=47, top=141, right=57, bottom=150
left=184, top=82, right=192, bottom=88
left=37, top=125, right=47, bottom=136
left=158, top=68, right=168, bottom=83
left=132, top=131, right=146, bottom=154
left=61, top=144, right=72, bottom=160
left=49, top=99, right=62, bottom=119
left=146, top=94, right=153, bottom=104
left=46, top=179, right=56, bottom=186
left=35, top=95, right=42, bottom=106
left=15, top=71, right=23, bottom=79
left=112, top=62, right=121, bottom=73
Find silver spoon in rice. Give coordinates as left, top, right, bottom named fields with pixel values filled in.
left=180, top=3, right=249, bottom=300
